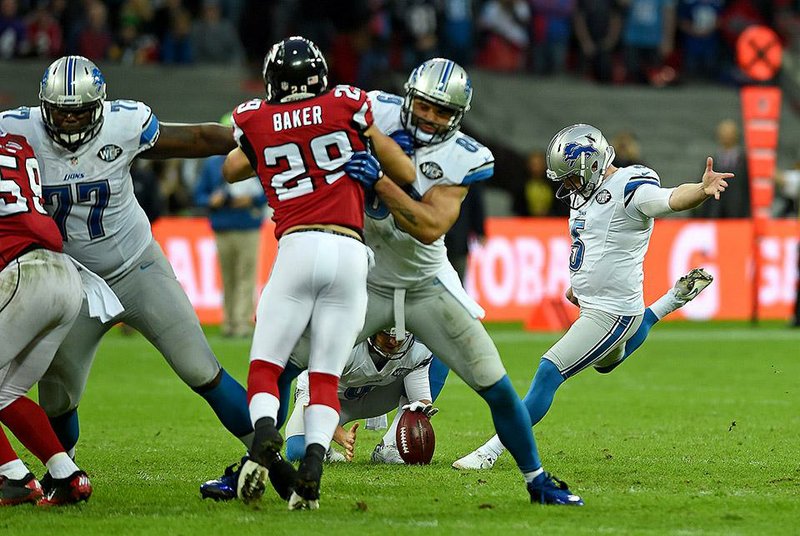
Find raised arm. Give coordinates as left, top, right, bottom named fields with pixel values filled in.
left=142, top=122, right=236, bottom=159
left=668, top=156, right=733, bottom=212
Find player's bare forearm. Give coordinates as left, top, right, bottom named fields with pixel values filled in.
left=367, top=126, right=415, bottom=185
left=668, top=182, right=709, bottom=211
left=143, top=122, right=236, bottom=159
left=669, top=157, right=733, bottom=212
left=374, top=180, right=465, bottom=244
left=222, top=147, right=255, bottom=183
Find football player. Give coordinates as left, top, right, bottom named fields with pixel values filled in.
left=0, top=56, right=254, bottom=465
left=284, top=329, right=436, bottom=464
left=339, top=59, right=584, bottom=506
left=452, top=124, right=727, bottom=471
left=221, top=37, right=414, bottom=510
left=205, top=58, right=583, bottom=507
left=0, top=131, right=118, bottom=506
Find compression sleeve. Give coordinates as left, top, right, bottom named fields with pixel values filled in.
left=630, top=184, right=676, bottom=218
left=403, top=364, right=432, bottom=403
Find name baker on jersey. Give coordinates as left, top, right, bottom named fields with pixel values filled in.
left=273, top=105, right=323, bottom=131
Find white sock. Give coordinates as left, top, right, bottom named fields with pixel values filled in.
left=649, top=288, right=682, bottom=320
left=382, top=409, right=403, bottom=447
left=303, top=404, right=339, bottom=450
left=248, top=392, right=280, bottom=427
left=523, top=467, right=545, bottom=484
left=0, top=459, right=29, bottom=480
left=45, top=452, right=79, bottom=479
left=365, top=415, right=388, bottom=430
left=481, top=435, right=506, bottom=459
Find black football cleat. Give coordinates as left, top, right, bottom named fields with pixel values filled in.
left=288, top=444, right=324, bottom=511
left=38, top=470, right=92, bottom=506
left=0, top=473, right=43, bottom=506
left=237, top=418, right=284, bottom=504
left=268, top=455, right=298, bottom=501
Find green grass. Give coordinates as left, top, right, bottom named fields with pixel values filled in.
left=3, top=322, right=799, bottom=535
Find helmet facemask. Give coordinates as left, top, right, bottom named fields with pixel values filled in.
left=367, top=329, right=415, bottom=361
left=546, top=124, right=615, bottom=210
left=39, top=56, right=107, bottom=152
left=400, top=58, right=472, bottom=146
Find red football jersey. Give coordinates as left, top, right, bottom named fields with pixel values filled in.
left=232, top=85, right=373, bottom=239
left=0, top=132, right=62, bottom=272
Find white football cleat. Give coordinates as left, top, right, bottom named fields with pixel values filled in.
left=452, top=449, right=497, bottom=470
left=371, top=442, right=404, bottom=464
left=673, top=268, right=714, bottom=303
left=236, top=459, right=268, bottom=504
left=324, top=447, right=346, bottom=463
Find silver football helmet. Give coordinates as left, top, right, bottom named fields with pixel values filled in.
left=546, top=123, right=615, bottom=210
left=39, top=56, right=107, bottom=151
left=401, top=58, right=472, bottom=145
left=367, top=328, right=415, bottom=361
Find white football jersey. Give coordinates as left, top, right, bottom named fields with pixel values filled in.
left=296, top=339, right=433, bottom=400
left=568, top=165, right=662, bottom=316
left=365, top=91, right=494, bottom=288
left=0, top=100, right=159, bottom=279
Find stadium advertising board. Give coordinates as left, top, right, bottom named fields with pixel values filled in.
left=153, top=217, right=798, bottom=326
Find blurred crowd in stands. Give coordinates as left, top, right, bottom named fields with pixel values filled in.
left=2, top=0, right=800, bottom=87
left=6, top=0, right=798, bottom=220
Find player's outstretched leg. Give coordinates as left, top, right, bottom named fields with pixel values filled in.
left=192, top=369, right=254, bottom=447
left=454, top=360, right=564, bottom=471
left=477, top=375, right=582, bottom=506
left=597, top=267, right=714, bottom=373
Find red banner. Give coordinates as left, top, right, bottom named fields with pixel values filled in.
left=152, top=217, right=799, bottom=325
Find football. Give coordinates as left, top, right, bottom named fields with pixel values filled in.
left=396, top=410, right=435, bottom=465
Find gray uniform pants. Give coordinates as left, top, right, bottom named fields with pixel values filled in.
left=543, top=308, right=644, bottom=378
left=0, top=249, right=82, bottom=409
left=291, top=279, right=506, bottom=391
left=38, top=239, right=221, bottom=417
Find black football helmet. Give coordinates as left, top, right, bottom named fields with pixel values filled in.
left=262, top=36, right=328, bottom=103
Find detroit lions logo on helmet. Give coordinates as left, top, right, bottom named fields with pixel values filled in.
left=91, top=67, right=106, bottom=95
left=563, top=142, right=597, bottom=167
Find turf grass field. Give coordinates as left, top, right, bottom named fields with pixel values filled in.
left=2, top=321, right=799, bottom=535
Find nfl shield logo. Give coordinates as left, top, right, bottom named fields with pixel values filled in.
left=595, top=189, right=612, bottom=204
left=97, top=144, right=123, bottom=162
left=69, top=157, right=79, bottom=166
left=419, top=161, right=443, bottom=180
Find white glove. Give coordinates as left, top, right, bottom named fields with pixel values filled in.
left=402, top=401, right=438, bottom=418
